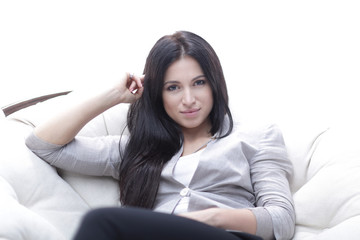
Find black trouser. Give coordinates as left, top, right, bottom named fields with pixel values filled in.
left=73, top=207, right=263, bottom=240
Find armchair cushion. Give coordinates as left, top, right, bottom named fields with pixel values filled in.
left=0, top=120, right=88, bottom=240
left=292, top=126, right=360, bottom=239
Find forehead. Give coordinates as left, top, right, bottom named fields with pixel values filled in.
left=164, top=56, right=204, bottom=82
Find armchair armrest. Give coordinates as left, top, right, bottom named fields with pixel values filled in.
left=1, top=91, right=71, bottom=117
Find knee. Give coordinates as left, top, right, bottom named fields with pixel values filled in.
left=74, top=208, right=120, bottom=240
left=80, top=208, right=117, bottom=227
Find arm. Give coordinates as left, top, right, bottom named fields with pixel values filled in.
left=25, top=73, right=143, bottom=178
left=180, top=125, right=294, bottom=240
left=249, top=124, right=295, bottom=240
left=179, top=208, right=257, bottom=234
left=34, top=73, right=143, bottom=145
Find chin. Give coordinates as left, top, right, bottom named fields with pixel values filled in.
left=179, top=121, right=206, bottom=130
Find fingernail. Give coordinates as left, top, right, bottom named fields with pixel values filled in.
left=131, top=89, right=138, bottom=94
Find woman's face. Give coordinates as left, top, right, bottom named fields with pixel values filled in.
left=162, top=56, right=213, bottom=133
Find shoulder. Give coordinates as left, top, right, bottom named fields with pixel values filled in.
left=210, top=120, right=283, bottom=157
left=229, top=121, right=284, bottom=144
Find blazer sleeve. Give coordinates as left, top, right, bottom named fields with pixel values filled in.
left=249, top=124, right=295, bottom=240
left=25, top=131, right=127, bottom=179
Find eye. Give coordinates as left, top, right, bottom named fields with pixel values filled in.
left=166, top=85, right=179, bottom=91
left=194, top=79, right=206, bottom=86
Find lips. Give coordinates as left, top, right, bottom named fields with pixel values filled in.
left=181, top=108, right=200, bottom=117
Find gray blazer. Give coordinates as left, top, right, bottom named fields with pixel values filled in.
left=26, top=121, right=295, bottom=240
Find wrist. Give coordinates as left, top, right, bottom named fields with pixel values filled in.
left=100, top=87, right=127, bottom=108
left=203, top=208, right=224, bottom=228
left=217, top=208, right=257, bottom=234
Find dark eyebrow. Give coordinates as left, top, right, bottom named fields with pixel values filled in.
left=163, top=75, right=206, bottom=85
left=163, top=80, right=179, bottom=86
left=192, top=75, right=206, bottom=81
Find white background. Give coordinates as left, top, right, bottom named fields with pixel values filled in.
left=1, top=0, right=359, bottom=126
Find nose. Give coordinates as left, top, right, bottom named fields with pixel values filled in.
left=182, top=88, right=195, bottom=106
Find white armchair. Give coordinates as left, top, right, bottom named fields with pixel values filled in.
left=1, top=91, right=359, bottom=239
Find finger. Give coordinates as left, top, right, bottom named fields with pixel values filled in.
left=132, top=74, right=143, bottom=87
left=135, top=85, right=144, bottom=97
left=127, top=72, right=134, bottom=80
left=129, top=80, right=138, bottom=93
left=128, top=74, right=144, bottom=94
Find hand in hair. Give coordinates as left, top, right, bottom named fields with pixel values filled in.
left=115, top=72, right=145, bottom=104
left=33, top=72, right=144, bottom=145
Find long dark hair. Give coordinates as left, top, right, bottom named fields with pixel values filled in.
left=118, top=31, right=233, bottom=209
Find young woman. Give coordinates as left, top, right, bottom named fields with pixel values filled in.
left=25, top=31, right=295, bottom=240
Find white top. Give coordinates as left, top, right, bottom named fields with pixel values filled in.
left=172, top=149, right=204, bottom=214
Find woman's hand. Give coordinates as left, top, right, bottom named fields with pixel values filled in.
left=115, top=72, right=145, bottom=104
left=178, top=208, right=220, bottom=227
left=178, top=208, right=257, bottom=234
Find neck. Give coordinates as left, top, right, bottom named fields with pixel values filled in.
left=181, top=119, right=213, bottom=156
left=182, top=119, right=212, bottom=142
